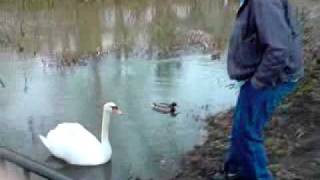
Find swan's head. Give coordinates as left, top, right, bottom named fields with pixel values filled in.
left=103, top=102, right=123, bottom=114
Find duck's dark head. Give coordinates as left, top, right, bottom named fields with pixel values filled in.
left=170, top=102, right=177, bottom=113
left=171, top=102, right=177, bottom=107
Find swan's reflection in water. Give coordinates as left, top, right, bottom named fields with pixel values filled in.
left=46, top=156, right=112, bottom=180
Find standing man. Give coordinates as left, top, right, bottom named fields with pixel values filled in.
left=216, top=0, right=304, bottom=179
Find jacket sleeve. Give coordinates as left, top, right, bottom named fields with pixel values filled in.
left=250, top=0, right=292, bottom=89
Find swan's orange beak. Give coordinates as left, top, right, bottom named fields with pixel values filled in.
left=113, top=109, right=123, bottom=115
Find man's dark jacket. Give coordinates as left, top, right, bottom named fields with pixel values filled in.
left=227, top=0, right=304, bottom=89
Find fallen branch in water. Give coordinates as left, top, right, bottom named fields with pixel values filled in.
left=0, top=78, right=5, bottom=88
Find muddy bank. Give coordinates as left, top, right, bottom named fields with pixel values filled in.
left=173, top=3, right=320, bottom=180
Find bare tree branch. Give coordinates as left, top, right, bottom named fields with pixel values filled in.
left=0, top=78, right=5, bottom=88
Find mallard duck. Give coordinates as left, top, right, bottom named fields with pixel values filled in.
left=152, top=102, right=177, bottom=114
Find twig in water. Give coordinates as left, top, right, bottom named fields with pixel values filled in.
left=0, top=78, right=5, bottom=88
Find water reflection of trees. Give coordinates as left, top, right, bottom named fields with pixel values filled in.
left=155, top=61, right=182, bottom=79
left=75, top=1, right=102, bottom=54
left=113, top=0, right=131, bottom=60
left=0, top=0, right=237, bottom=59
left=149, top=0, right=178, bottom=58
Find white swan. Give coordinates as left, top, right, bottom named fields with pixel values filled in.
left=39, top=102, right=122, bottom=166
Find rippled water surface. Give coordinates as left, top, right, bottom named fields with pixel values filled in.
left=0, top=0, right=239, bottom=179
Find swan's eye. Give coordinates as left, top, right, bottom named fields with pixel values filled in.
left=111, top=106, right=118, bottom=110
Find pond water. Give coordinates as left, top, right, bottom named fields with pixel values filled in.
left=0, top=0, right=239, bottom=58
left=0, top=0, right=239, bottom=180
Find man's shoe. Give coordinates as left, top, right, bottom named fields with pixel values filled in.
left=210, top=171, right=225, bottom=180
left=226, top=173, right=241, bottom=180
left=211, top=172, right=242, bottom=180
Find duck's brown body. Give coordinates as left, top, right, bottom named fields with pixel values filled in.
left=152, top=102, right=177, bottom=114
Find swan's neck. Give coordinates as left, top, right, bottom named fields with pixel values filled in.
left=101, top=110, right=110, bottom=145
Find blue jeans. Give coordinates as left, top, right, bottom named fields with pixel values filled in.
left=224, top=81, right=297, bottom=180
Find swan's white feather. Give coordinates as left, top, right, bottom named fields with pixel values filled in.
left=39, top=102, right=118, bottom=166
left=40, top=122, right=111, bottom=166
